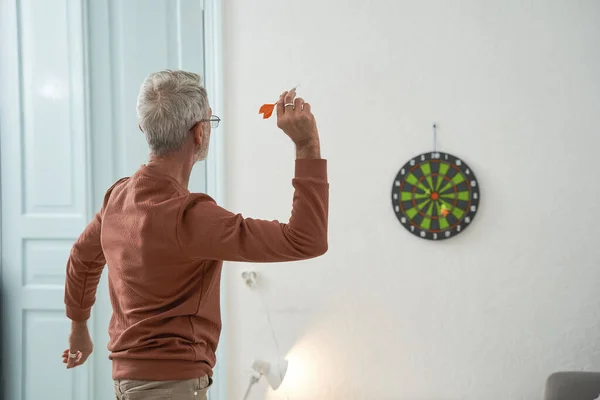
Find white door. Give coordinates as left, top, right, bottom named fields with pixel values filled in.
left=0, top=1, right=224, bottom=399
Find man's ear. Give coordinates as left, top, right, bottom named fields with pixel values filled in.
left=138, top=124, right=143, bottom=133
left=191, top=122, right=204, bottom=146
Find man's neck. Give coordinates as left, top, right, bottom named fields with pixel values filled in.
left=146, top=151, right=195, bottom=189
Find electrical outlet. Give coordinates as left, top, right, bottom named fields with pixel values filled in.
left=241, top=270, right=258, bottom=287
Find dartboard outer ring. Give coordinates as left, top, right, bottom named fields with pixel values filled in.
left=391, top=151, right=480, bottom=241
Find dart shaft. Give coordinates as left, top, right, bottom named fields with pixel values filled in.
left=274, top=85, right=300, bottom=104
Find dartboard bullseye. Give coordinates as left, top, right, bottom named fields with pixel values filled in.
left=391, top=152, right=479, bottom=240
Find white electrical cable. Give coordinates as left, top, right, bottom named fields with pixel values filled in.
left=240, top=272, right=285, bottom=399
left=258, top=289, right=282, bottom=362
left=241, top=374, right=260, bottom=400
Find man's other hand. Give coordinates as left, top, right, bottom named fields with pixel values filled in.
left=62, top=321, right=94, bottom=369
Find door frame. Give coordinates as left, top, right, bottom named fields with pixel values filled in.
left=0, top=110, right=4, bottom=400
left=202, top=0, right=227, bottom=399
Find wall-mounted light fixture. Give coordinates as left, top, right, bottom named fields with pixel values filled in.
left=242, top=359, right=288, bottom=400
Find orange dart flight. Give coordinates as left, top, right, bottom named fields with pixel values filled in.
left=259, top=85, right=299, bottom=119
left=259, top=103, right=276, bottom=119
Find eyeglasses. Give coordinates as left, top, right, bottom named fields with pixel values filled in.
left=199, top=115, right=221, bottom=129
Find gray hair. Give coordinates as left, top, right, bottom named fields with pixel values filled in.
left=136, top=70, right=209, bottom=156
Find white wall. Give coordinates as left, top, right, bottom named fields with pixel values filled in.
left=222, top=1, right=600, bottom=399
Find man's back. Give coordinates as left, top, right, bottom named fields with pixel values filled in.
left=103, top=166, right=222, bottom=380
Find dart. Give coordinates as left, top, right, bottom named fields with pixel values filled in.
left=258, top=85, right=300, bottom=119
left=440, top=205, right=450, bottom=218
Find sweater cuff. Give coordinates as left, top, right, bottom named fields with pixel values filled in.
left=295, top=159, right=328, bottom=181
left=66, top=306, right=91, bottom=322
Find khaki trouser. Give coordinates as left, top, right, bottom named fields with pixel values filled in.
left=114, top=376, right=212, bottom=400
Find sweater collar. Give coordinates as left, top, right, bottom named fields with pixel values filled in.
left=138, top=165, right=190, bottom=195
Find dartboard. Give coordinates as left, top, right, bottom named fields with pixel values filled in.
left=391, top=152, right=479, bottom=240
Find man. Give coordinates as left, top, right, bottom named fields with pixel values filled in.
left=61, top=70, right=328, bottom=399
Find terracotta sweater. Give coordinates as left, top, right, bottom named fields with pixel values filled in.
left=64, top=159, right=328, bottom=380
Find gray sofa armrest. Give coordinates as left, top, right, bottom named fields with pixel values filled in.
left=545, top=372, right=600, bottom=400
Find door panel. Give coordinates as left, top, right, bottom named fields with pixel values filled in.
left=23, top=310, right=86, bottom=399
left=0, top=0, right=92, bottom=399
